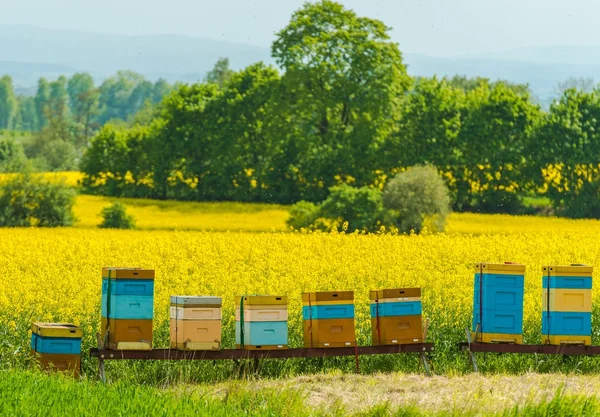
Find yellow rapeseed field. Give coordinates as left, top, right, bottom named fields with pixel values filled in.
left=3, top=175, right=600, bottom=377
left=2, top=212, right=600, bottom=376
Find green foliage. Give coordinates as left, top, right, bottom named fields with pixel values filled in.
left=383, top=166, right=451, bottom=233
left=0, top=76, right=18, bottom=130
left=272, top=0, right=411, bottom=201
left=319, top=185, right=387, bottom=232
left=67, top=73, right=100, bottom=145
left=0, top=174, right=76, bottom=227
left=287, top=185, right=386, bottom=233
left=532, top=88, right=600, bottom=217
left=99, top=202, right=136, bottom=229
left=34, top=78, right=50, bottom=130
left=0, top=135, right=27, bottom=172
left=286, top=201, right=320, bottom=230
left=80, top=124, right=153, bottom=197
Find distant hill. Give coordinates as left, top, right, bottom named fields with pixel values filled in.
left=1, top=24, right=599, bottom=105
left=0, top=24, right=272, bottom=88
left=463, top=45, right=600, bottom=66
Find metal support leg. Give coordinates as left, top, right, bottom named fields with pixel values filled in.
left=96, top=333, right=106, bottom=383
left=420, top=350, right=432, bottom=376
left=465, top=327, right=479, bottom=373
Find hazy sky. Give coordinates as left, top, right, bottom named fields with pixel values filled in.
left=1, top=0, right=599, bottom=56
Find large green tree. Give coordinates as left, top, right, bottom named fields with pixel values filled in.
left=271, top=0, right=411, bottom=201
left=532, top=88, right=600, bottom=216
left=454, top=81, right=541, bottom=211
left=207, top=63, right=282, bottom=201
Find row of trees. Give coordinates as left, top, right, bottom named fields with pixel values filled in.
left=61, top=1, right=600, bottom=217
left=77, top=1, right=600, bottom=217
left=0, top=71, right=172, bottom=133
left=0, top=71, right=173, bottom=171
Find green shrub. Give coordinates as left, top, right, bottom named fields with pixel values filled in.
left=0, top=174, right=77, bottom=227
left=319, top=185, right=387, bottom=233
left=288, top=185, right=387, bottom=233
left=99, top=202, right=136, bottom=229
left=383, top=165, right=451, bottom=233
left=286, top=200, right=320, bottom=230
left=0, top=136, right=27, bottom=172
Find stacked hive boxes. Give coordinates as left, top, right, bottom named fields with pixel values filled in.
left=542, top=265, right=593, bottom=345
left=303, top=291, right=356, bottom=347
left=472, top=263, right=525, bottom=344
left=101, top=267, right=155, bottom=350
left=370, top=288, right=423, bottom=345
left=170, top=296, right=222, bottom=350
left=31, top=322, right=82, bottom=376
left=235, top=295, right=288, bottom=350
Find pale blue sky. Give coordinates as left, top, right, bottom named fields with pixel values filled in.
left=1, top=0, right=599, bottom=56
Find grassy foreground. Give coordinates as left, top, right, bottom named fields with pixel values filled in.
left=3, top=370, right=600, bottom=416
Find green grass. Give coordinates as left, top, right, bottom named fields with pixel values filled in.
left=3, top=370, right=600, bottom=416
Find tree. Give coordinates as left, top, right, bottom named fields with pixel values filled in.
left=387, top=77, right=464, bottom=172
left=455, top=81, right=541, bottom=212
left=206, top=63, right=282, bottom=201
left=16, top=96, right=38, bottom=131
left=34, top=78, right=50, bottom=130
left=97, top=71, right=147, bottom=124
left=0, top=76, right=18, bottom=130
left=532, top=88, right=600, bottom=217
left=67, top=73, right=100, bottom=145
left=271, top=0, right=411, bottom=201
left=148, top=83, right=220, bottom=199
left=152, top=78, right=172, bottom=103
left=204, top=58, right=234, bottom=87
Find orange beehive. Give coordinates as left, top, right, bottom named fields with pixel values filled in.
left=170, top=296, right=222, bottom=350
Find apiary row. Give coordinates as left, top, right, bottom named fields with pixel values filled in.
left=31, top=267, right=426, bottom=374
left=472, top=263, right=593, bottom=345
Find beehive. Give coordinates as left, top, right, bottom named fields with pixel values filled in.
left=101, top=267, right=154, bottom=350
left=472, top=263, right=525, bottom=344
left=31, top=322, right=82, bottom=377
left=370, top=288, right=423, bottom=345
left=235, top=295, right=288, bottom=350
left=303, top=291, right=356, bottom=348
left=170, top=296, right=222, bottom=350
left=542, top=265, right=592, bottom=345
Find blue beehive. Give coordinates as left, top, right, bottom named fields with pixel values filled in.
left=235, top=295, right=288, bottom=350
left=101, top=268, right=155, bottom=350
left=31, top=323, right=82, bottom=377
left=472, top=263, right=525, bottom=344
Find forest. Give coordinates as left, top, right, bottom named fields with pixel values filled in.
left=2, top=1, right=600, bottom=218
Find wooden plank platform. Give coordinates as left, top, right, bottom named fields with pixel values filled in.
left=90, top=344, right=434, bottom=361
left=460, top=342, right=600, bottom=355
